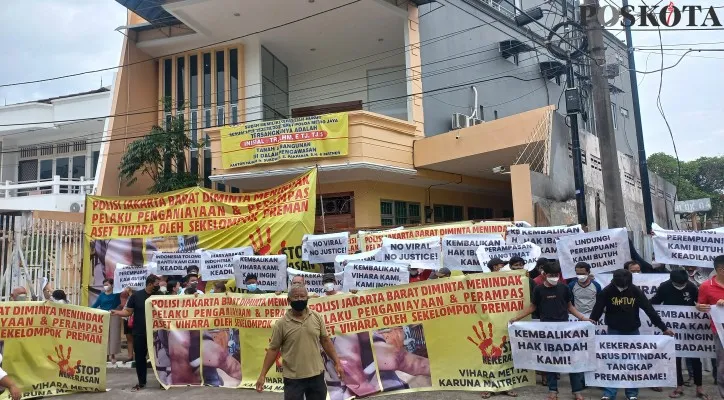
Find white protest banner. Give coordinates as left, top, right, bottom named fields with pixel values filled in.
left=442, top=234, right=504, bottom=271
left=301, top=232, right=349, bottom=264
left=642, top=306, right=716, bottom=358
left=287, top=268, right=344, bottom=295
left=557, top=228, right=631, bottom=277
left=342, top=261, right=409, bottom=291
left=376, top=237, right=441, bottom=270
left=585, top=335, right=676, bottom=388
left=568, top=314, right=608, bottom=335
left=113, top=263, right=154, bottom=293
left=233, top=255, right=287, bottom=291
left=708, top=307, right=724, bottom=350
left=514, top=221, right=532, bottom=228
left=475, top=242, right=542, bottom=272
left=334, top=249, right=379, bottom=273
left=509, top=321, right=596, bottom=373
left=595, top=273, right=668, bottom=299
left=652, top=223, right=724, bottom=268
left=506, top=225, right=583, bottom=259
left=201, top=246, right=254, bottom=281
left=150, top=252, right=204, bottom=276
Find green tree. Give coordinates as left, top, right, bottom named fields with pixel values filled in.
left=647, top=152, right=724, bottom=217
left=119, top=113, right=200, bottom=194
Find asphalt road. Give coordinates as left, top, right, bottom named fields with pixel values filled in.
left=59, top=367, right=721, bottom=400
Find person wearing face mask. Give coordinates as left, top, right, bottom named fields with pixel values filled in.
left=590, top=269, right=674, bottom=400
left=568, top=262, right=601, bottom=315
left=510, top=262, right=592, bottom=400
left=487, top=258, right=506, bottom=273
left=9, top=287, right=28, bottom=302
left=696, top=255, right=724, bottom=396
left=181, top=274, right=204, bottom=295
left=428, top=267, right=452, bottom=280
left=529, top=258, right=549, bottom=281
left=623, top=260, right=642, bottom=274
left=321, top=274, right=344, bottom=296
left=111, top=275, right=162, bottom=391
left=244, top=274, right=265, bottom=294
left=256, top=285, right=344, bottom=399
left=408, top=268, right=431, bottom=283
left=166, top=280, right=180, bottom=295
left=650, top=269, right=708, bottom=399
left=92, top=279, right=122, bottom=365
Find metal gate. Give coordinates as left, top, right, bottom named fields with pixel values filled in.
left=0, top=212, right=84, bottom=304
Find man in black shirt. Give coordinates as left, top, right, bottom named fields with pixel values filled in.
left=590, top=268, right=675, bottom=400
left=112, top=275, right=161, bottom=391
left=511, top=262, right=591, bottom=400
left=651, top=269, right=708, bottom=399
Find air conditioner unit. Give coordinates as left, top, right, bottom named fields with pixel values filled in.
left=452, top=113, right=469, bottom=130
left=70, top=202, right=82, bottom=213
left=470, top=118, right=484, bottom=126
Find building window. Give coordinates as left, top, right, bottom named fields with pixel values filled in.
left=611, top=102, right=618, bottom=129
left=433, top=204, right=464, bottom=223
left=229, top=49, right=239, bottom=124
left=189, top=55, right=198, bottom=109
left=176, top=57, right=185, bottom=111
left=261, top=46, right=289, bottom=120
left=216, top=51, right=225, bottom=126
left=202, top=53, right=212, bottom=128
left=231, top=187, right=240, bottom=194
left=620, top=107, right=629, bottom=118
left=490, top=0, right=515, bottom=18
left=18, top=160, right=38, bottom=182
left=216, top=182, right=226, bottom=192
left=468, top=207, right=493, bottom=220
left=190, top=110, right=199, bottom=174
left=501, top=209, right=514, bottom=219
left=163, top=59, right=172, bottom=112
left=316, top=196, right=352, bottom=216
left=92, top=151, right=100, bottom=178
left=380, top=200, right=421, bottom=226
left=72, top=155, right=86, bottom=179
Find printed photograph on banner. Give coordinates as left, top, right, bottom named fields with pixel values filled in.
left=302, top=232, right=349, bottom=264
left=113, top=263, right=153, bottom=293
left=442, top=234, right=505, bottom=271
left=324, top=332, right=381, bottom=400
left=585, top=335, right=676, bottom=388
left=475, top=242, right=541, bottom=272
left=232, top=255, right=287, bottom=292
left=151, top=252, right=204, bottom=277
left=505, top=225, right=583, bottom=259
left=651, top=223, right=724, bottom=268
left=556, top=228, right=631, bottom=277
left=373, top=325, right=432, bottom=393
left=153, top=330, right=202, bottom=386
left=342, top=261, right=409, bottom=292
left=201, top=329, right=242, bottom=387
left=376, top=237, right=441, bottom=270
left=335, top=249, right=379, bottom=273
left=202, top=247, right=254, bottom=281
left=287, top=268, right=343, bottom=295
left=508, top=321, right=596, bottom=373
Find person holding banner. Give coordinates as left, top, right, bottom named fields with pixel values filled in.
left=590, top=269, right=675, bottom=400
left=408, top=268, right=431, bottom=283
left=569, top=262, right=601, bottom=315
left=696, top=255, right=724, bottom=398
left=244, top=274, right=265, bottom=294
left=0, top=354, right=21, bottom=400
left=92, top=278, right=122, bottom=365
left=510, top=262, right=592, bottom=400
left=256, top=285, right=344, bottom=400
left=650, top=269, right=709, bottom=399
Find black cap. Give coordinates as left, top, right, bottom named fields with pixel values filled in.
left=487, top=258, right=505, bottom=270
left=670, top=269, right=689, bottom=285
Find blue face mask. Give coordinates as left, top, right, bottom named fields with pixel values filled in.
left=247, top=284, right=258, bottom=292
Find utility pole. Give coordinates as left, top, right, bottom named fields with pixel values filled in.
left=582, top=0, right=627, bottom=229
left=622, top=0, right=654, bottom=233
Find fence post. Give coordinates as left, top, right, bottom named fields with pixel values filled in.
left=52, top=175, right=60, bottom=194
left=4, top=181, right=10, bottom=198
left=80, top=176, right=85, bottom=194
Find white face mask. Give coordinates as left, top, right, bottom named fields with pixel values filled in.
left=616, top=286, right=628, bottom=292
left=546, top=276, right=559, bottom=285
left=576, top=274, right=588, bottom=282
left=673, top=283, right=687, bottom=290
left=159, top=286, right=167, bottom=294
left=103, top=285, right=111, bottom=292
left=500, top=265, right=512, bottom=272
left=323, top=283, right=335, bottom=292
left=631, top=271, right=641, bottom=274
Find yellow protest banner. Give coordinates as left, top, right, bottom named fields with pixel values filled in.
left=0, top=302, right=109, bottom=399
left=359, top=221, right=511, bottom=252
left=145, top=272, right=533, bottom=396
left=220, top=112, right=349, bottom=169
left=82, top=170, right=318, bottom=305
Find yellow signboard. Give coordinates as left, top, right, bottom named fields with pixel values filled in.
left=220, top=112, right=349, bottom=169
left=145, top=272, right=533, bottom=395
left=82, top=170, right=318, bottom=305
left=0, top=302, right=109, bottom=399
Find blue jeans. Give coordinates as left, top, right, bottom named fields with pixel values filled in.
left=602, top=329, right=640, bottom=400
left=547, top=371, right=584, bottom=393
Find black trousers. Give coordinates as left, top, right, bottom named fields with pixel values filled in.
left=284, top=373, right=327, bottom=400
left=133, top=333, right=148, bottom=386
left=677, top=357, right=702, bottom=387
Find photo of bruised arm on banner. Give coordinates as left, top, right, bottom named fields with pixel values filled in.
left=373, top=324, right=431, bottom=392
left=153, top=329, right=241, bottom=387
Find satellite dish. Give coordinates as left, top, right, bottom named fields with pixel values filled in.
left=70, top=203, right=81, bottom=213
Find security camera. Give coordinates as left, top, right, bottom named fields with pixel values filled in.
left=492, top=166, right=509, bottom=174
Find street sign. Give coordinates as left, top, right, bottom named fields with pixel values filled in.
left=674, top=198, right=712, bottom=214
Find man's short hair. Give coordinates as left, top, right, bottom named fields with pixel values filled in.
left=623, top=260, right=639, bottom=270
left=187, top=265, right=199, bottom=273
left=322, top=273, right=336, bottom=284
left=542, top=262, right=561, bottom=275
left=103, top=278, right=114, bottom=285
left=487, top=258, right=505, bottom=270
left=245, top=274, right=258, bottom=283
left=535, top=258, right=549, bottom=268
left=714, top=255, right=724, bottom=269
left=146, top=275, right=159, bottom=286
left=509, top=256, right=525, bottom=266
left=288, top=285, right=307, bottom=298
left=574, top=262, right=591, bottom=273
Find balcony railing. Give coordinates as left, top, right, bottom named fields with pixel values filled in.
left=0, top=176, right=95, bottom=199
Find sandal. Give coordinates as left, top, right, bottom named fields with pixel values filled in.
left=545, top=392, right=557, bottom=400
left=574, top=394, right=585, bottom=400
left=131, top=385, right=144, bottom=392
left=696, top=391, right=711, bottom=400
left=481, top=392, right=492, bottom=399
left=503, top=391, right=518, bottom=397
left=669, top=388, right=684, bottom=398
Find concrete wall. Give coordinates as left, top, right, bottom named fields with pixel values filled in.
left=416, top=0, right=640, bottom=157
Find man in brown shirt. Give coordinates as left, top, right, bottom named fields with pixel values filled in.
left=256, top=284, right=344, bottom=399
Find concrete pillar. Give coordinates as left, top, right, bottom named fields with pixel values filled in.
left=510, top=164, right=535, bottom=225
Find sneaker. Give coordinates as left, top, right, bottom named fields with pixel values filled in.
left=628, top=397, right=638, bottom=400
left=601, top=397, right=611, bottom=400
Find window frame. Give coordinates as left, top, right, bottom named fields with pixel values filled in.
left=380, top=200, right=421, bottom=226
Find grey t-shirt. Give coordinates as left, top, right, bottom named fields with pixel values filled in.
left=570, top=280, right=601, bottom=314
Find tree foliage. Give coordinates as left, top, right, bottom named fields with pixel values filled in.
left=647, top=152, right=724, bottom=216
left=119, top=114, right=200, bottom=194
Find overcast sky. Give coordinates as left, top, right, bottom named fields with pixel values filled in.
left=0, top=0, right=721, bottom=161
